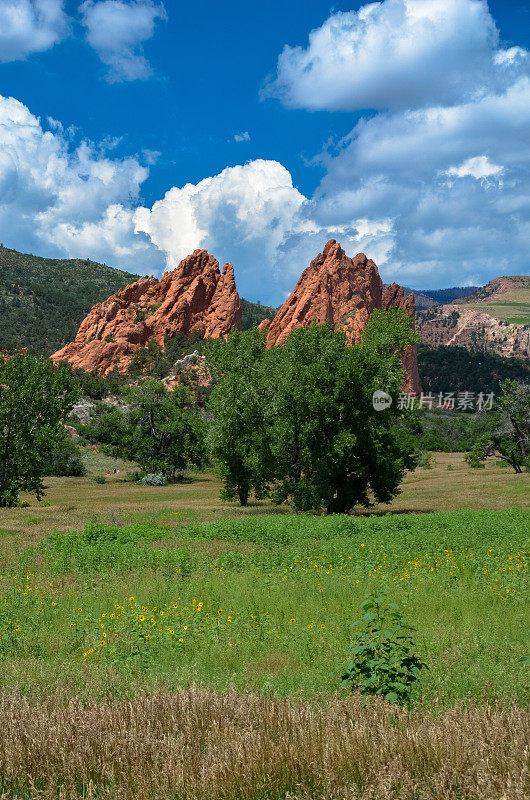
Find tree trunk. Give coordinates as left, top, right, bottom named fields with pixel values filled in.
left=238, top=486, right=249, bottom=506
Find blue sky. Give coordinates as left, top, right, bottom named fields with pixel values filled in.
left=0, top=0, right=529, bottom=304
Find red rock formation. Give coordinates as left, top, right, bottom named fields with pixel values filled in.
left=261, top=240, right=421, bottom=393
left=51, top=250, right=243, bottom=374
left=53, top=240, right=420, bottom=392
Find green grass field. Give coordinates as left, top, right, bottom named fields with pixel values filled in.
left=458, top=301, right=530, bottom=325
left=0, top=457, right=528, bottom=798
left=0, top=503, right=528, bottom=706
left=1, top=450, right=529, bottom=540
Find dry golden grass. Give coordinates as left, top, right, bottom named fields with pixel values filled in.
left=1, top=453, right=528, bottom=540
left=0, top=688, right=528, bottom=800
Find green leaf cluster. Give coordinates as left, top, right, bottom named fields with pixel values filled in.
left=340, top=592, right=427, bottom=706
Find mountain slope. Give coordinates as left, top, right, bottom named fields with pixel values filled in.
left=397, top=286, right=480, bottom=310
left=453, top=276, right=530, bottom=324
left=0, top=246, right=139, bottom=355
left=417, top=276, right=530, bottom=360
left=240, top=298, right=277, bottom=330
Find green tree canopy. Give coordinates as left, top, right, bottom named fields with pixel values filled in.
left=268, top=312, right=419, bottom=513
left=86, top=379, right=207, bottom=481
left=0, top=352, right=79, bottom=506
left=205, top=310, right=420, bottom=513
left=205, top=328, right=274, bottom=506
left=466, top=379, right=530, bottom=473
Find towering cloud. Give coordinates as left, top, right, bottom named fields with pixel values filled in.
left=263, top=0, right=518, bottom=111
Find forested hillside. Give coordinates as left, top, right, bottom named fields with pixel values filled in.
left=240, top=298, right=277, bottom=330
left=418, top=343, right=530, bottom=394
left=0, top=246, right=139, bottom=355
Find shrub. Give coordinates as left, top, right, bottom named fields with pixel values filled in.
left=139, top=472, right=166, bottom=486
left=340, top=592, right=427, bottom=706
left=93, top=476, right=106, bottom=484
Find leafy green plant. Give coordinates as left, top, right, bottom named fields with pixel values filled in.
left=93, top=476, right=106, bottom=484
left=340, top=592, right=427, bottom=706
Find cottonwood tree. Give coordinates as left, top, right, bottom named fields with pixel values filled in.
left=205, top=328, right=274, bottom=505
left=206, top=310, right=420, bottom=512
left=267, top=311, right=420, bottom=513
left=88, top=380, right=207, bottom=481
left=0, top=352, right=79, bottom=507
left=467, top=380, right=530, bottom=473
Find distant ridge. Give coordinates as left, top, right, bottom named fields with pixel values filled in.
left=399, top=286, right=480, bottom=310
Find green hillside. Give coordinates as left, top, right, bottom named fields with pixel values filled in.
left=453, top=276, right=530, bottom=324
left=0, top=246, right=140, bottom=355
left=417, top=343, right=530, bottom=395
left=0, top=245, right=277, bottom=354
left=240, top=298, right=277, bottom=330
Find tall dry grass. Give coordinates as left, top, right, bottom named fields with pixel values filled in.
left=0, top=688, right=527, bottom=799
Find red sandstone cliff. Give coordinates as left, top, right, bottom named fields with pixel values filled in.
left=51, top=250, right=242, bottom=374
left=53, top=240, right=420, bottom=392
left=259, top=240, right=421, bottom=393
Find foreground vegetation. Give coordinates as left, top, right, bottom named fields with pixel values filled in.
left=0, top=507, right=527, bottom=704
left=0, top=690, right=527, bottom=800
left=0, top=467, right=528, bottom=797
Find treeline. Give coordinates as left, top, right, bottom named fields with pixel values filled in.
left=419, top=286, right=479, bottom=304
left=3, top=320, right=528, bottom=509
left=418, top=344, right=530, bottom=395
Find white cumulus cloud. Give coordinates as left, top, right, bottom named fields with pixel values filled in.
left=134, top=160, right=309, bottom=298
left=445, top=155, right=503, bottom=180
left=0, top=0, right=69, bottom=62
left=263, top=0, right=525, bottom=111
left=0, top=93, right=375, bottom=302
left=133, top=159, right=397, bottom=300
left=0, top=93, right=162, bottom=271
left=312, top=75, right=530, bottom=286
left=80, top=0, right=167, bottom=82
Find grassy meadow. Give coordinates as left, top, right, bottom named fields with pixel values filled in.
left=0, top=452, right=528, bottom=798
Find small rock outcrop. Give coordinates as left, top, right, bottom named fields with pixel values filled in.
left=260, top=240, right=421, bottom=393
left=52, top=250, right=243, bottom=374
